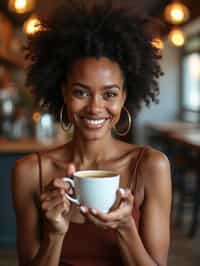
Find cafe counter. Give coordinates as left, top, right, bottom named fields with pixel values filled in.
left=0, top=136, right=68, bottom=153
left=0, top=135, right=69, bottom=248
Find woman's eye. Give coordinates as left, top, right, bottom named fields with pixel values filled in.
left=103, top=92, right=118, bottom=99
left=73, top=89, right=89, bottom=98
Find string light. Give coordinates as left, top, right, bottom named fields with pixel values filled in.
left=168, top=28, right=185, bottom=47
left=163, top=2, right=190, bottom=47
left=164, top=1, right=190, bottom=25
left=8, top=0, right=35, bottom=14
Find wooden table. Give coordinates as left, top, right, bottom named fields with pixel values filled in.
left=169, top=130, right=200, bottom=150
left=146, top=121, right=200, bottom=135
left=146, top=121, right=200, bottom=237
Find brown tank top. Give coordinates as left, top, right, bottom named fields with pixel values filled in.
left=36, top=146, right=147, bottom=266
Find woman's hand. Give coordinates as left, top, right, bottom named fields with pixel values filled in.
left=80, top=188, right=135, bottom=232
left=40, top=164, right=75, bottom=236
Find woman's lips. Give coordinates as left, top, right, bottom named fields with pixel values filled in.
left=81, top=117, right=109, bottom=129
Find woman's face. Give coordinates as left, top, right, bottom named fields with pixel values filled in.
left=63, top=57, right=126, bottom=141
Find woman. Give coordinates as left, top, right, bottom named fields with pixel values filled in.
left=12, top=2, right=171, bottom=266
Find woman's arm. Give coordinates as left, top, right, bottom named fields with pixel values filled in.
left=116, top=149, right=172, bottom=266
left=76, top=148, right=171, bottom=266
left=12, top=155, right=71, bottom=266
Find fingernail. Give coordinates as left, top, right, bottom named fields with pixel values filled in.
left=80, top=206, right=87, bottom=213
left=91, top=208, right=97, bottom=215
left=68, top=189, right=73, bottom=195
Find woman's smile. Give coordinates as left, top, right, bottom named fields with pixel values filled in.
left=81, top=116, right=110, bottom=129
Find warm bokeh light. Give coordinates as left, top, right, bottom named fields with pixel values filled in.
left=32, top=112, right=41, bottom=122
left=8, top=0, right=35, bottom=14
left=168, top=28, right=185, bottom=47
left=164, top=2, right=190, bottom=24
left=15, top=0, right=26, bottom=10
left=151, top=38, right=164, bottom=50
left=171, top=8, right=184, bottom=23
left=23, top=16, right=42, bottom=35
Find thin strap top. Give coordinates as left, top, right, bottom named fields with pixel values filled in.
left=36, top=152, right=43, bottom=194
left=36, top=146, right=148, bottom=266
left=129, top=146, right=147, bottom=193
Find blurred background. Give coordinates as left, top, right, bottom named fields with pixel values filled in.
left=0, top=0, right=199, bottom=265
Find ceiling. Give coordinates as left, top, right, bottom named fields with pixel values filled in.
left=0, top=0, right=167, bottom=23
left=0, top=0, right=199, bottom=34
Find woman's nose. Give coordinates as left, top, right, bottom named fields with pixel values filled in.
left=86, top=95, right=104, bottom=113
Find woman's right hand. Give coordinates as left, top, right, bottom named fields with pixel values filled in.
left=40, top=163, right=75, bottom=236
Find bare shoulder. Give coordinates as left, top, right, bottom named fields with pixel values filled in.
left=12, top=153, right=41, bottom=203
left=13, top=143, right=68, bottom=181
left=141, top=147, right=172, bottom=194
left=13, top=153, right=39, bottom=180
left=142, top=146, right=170, bottom=173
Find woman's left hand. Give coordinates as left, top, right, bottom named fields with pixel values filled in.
left=79, top=188, right=134, bottom=232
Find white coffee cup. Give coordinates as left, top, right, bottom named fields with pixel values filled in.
left=64, top=170, right=120, bottom=213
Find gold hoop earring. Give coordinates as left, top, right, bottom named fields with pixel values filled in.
left=59, top=104, right=72, bottom=132
left=113, top=106, right=132, bottom=136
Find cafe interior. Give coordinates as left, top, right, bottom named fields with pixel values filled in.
left=0, top=0, right=200, bottom=265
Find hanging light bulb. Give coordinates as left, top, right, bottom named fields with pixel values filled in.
left=8, top=0, right=35, bottom=14
left=168, top=28, right=185, bottom=47
left=164, top=1, right=190, bottom=25
left=23, top=16, right=43, bottom=35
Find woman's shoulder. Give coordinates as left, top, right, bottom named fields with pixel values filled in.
left=12, top=153, right=41, bottom=203
left=141, top=146, right=170, bottom=173
left=12, top=144, right=68, bottom=186
left=13, top=153, right=39, bottom=181
left=140, top=146, right=171, bottom=193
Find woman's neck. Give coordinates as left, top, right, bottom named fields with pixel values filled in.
left=69, top=132, right=117, bottom=165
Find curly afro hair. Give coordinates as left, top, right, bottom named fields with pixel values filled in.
left=25, top=0, right=162, bottom=120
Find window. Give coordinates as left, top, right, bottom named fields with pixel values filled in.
left=181, top=35, right=200, bottom=122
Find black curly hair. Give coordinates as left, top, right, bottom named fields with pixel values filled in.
left=25, top=0, right=162, bottom=120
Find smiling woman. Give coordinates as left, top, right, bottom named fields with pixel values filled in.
left=63, top=57, right=126, bottom=141
left=12, top=1, right=171, bottom=266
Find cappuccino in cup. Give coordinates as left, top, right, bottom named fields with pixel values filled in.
left=64, top=170, right=120, bottom=213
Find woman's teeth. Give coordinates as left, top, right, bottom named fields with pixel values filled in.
left=84, top=118, right=106, bottom=125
